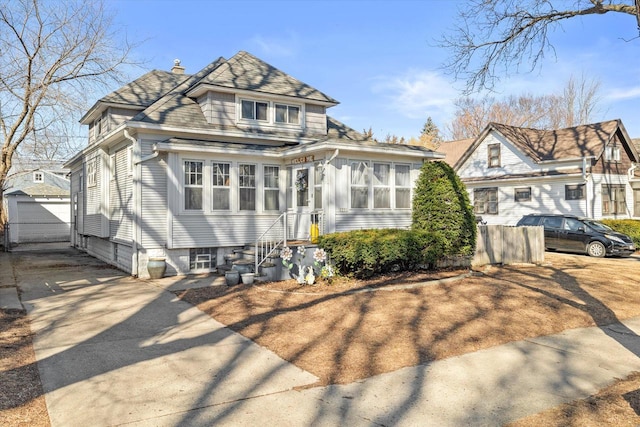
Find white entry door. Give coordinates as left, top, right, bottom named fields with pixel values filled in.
left=287, top=164, right=315, bottom=240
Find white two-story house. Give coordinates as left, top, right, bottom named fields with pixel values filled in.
left=65, top=51, right=442, bottom=277
left=439, top=120, right=640, bottom=225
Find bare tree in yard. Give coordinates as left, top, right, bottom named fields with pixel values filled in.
left=446, top=75, right=603, bottom=139
left=440, top=0, right=639, bottom=93
left=0, top=0, right=135, bottom=225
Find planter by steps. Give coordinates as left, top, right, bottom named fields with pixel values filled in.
left=241, top=272, right=255, bottom=285
left=225, top=270, right=240, bottom=286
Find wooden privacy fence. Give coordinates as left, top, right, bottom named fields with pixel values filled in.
left=473, top=225, right=544, bottom=266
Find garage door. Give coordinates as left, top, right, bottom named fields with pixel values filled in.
left=12, top=200, right=70, bottom=243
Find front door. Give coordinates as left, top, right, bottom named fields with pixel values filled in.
left=287, top=165, right=314, bottom=240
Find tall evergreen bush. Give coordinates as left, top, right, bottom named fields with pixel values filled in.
left=412, top=161, right=476, bottom=255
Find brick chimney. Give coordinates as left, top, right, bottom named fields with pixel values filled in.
left=171, top=59, right=185, bottom=74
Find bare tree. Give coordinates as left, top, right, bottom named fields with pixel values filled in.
left=440, top=0, right=639, bottom=93
left=0, top=0, right=136, bottom=225
left=446, top=75, right=603, bottom=139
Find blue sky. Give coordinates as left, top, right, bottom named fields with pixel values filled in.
left=109, top=0, right=640, bottom=140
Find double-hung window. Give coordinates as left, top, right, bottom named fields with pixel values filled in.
left=474, top=187, right=498, bottom=214
left=211, top=163, right=230, bottom=210
left=87, top=159, right=97, bottom=188
left=275, top=104, right=300, bottom=124
left=351, top=161, right=369, bottom=209
left=395, top=164, right=411, bottom=209
left=241, top=100, right=268, bottom=121
left=239, top=164, right=256, bottom=211
left=488, top=144, right=501, bottom=168
left=263, top=166, right=280, bottom=211
left=602, top=184, right=626, bottom=214
left=184, top=161, right=203, bottom=210
left=373, top=163, right=391, bottom=208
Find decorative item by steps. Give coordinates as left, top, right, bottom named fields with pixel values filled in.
left=241, top=272, right=255, bottom=285
left=225, top=270, right=240, bottom=286
left=147, top=257, right=167, bottom=279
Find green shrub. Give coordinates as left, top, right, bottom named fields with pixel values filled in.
left=412, top=161, right=476, bottom=256
left=318, top=229, right=445, bottom=278
left=600, top=219, right=640, bottom=247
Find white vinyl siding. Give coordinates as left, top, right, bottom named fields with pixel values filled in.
left=198, top=91, right=236, bottom=126
left=109, top=146, right=133, bottom=242
left=140, top=151, right=168, bottom=248
left=458, top=131, right=536, bottom=179
left=305, top=104, right=327, bottom=134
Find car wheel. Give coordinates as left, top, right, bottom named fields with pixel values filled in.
left=587, top=241, right=606, bottom=258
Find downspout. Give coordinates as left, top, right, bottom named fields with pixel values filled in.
left=582, top=156, right=596, bottom=218
left=123, top=129, right=140, bottom=277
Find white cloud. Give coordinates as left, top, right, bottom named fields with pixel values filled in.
left=371, top=69, right=459, bottom=119
left=606, top=86, right=640, bottom=101
left=249, top=33, right=298, bottom=57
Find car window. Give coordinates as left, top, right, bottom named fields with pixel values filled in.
left=519, top=216, right=539, bottom=226
left=542, top=216, right=563, bottom=229
left=564, top=218, right=583, bottom=231
left=583, top=220, right=612, bottom=232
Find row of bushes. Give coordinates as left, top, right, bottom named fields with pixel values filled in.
left=600, top=219, right=640, bottom=247
left=317, top=229, right=446, bottom=278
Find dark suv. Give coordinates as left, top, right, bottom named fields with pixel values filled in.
left=516, top=214, right=636, bottom=257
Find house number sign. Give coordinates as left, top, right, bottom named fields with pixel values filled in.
left=291, top=155, right=314, bottom=164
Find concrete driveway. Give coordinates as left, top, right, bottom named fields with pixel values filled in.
left=6, top=244, right=640, bottom=426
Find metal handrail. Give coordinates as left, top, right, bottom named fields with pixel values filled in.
left=255, top=212, right=288, bottom=272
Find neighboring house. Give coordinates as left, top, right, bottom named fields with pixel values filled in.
left=3, top=168, right=71, bottom=244
left=439, top=120, right=640, bottom=225
left=65, top=51, right=442, bottom=278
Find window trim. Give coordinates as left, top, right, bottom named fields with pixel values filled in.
left=238, top=163, right=257, bottom=211
left=183, top=160, right=204, bottom=211
left=604, top=146, right=621, bottom=163
left=33, top=172, right=44, bottom=183
left=373, top=162, right=391, bottom=209
left=514, top=187, right=531, bottom=202
left=565, top=184, right=585, bottom=201
left=86, top=159, right=97, bottom=188
left=394, top=163, right=412, bottom=209
left=263, top=165, right=280, bottom=211
left=211, top=162, right=231, bottom=211
left=488, top=143, right=501, bottom=168
left=602, top=184, right=626, bottom=215
left=473, top=187, right=499, bottom=215
left=350, top=160, right=370, bottom=209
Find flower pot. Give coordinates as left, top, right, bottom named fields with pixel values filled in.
left=225, top=270, right=240, bottom=286
left=147, top=257, right=166, bottom=279
left=241, top=272, right=255, bottom=285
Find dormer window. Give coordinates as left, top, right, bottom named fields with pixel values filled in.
left=241, top=100, right=268, bottom=121
left=275, top=104, right=300, bottom=124
left=33, top=172, right=44, bottom=183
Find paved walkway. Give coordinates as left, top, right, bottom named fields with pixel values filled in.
left=3, top=245, right=640, bottom=426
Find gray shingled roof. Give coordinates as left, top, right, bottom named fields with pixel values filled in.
left=6, top=183, right=69, bottom=197
left=99, top=70, right=189, bottom=107
left=201, top=51, right=338, bottom=104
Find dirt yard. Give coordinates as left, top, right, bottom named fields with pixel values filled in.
left=178, top=252, right=640, bottom=424
left=3, top=251, right=640, bottom=425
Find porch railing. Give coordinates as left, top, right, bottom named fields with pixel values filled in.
left=254, top=211, right=324, bottom=273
